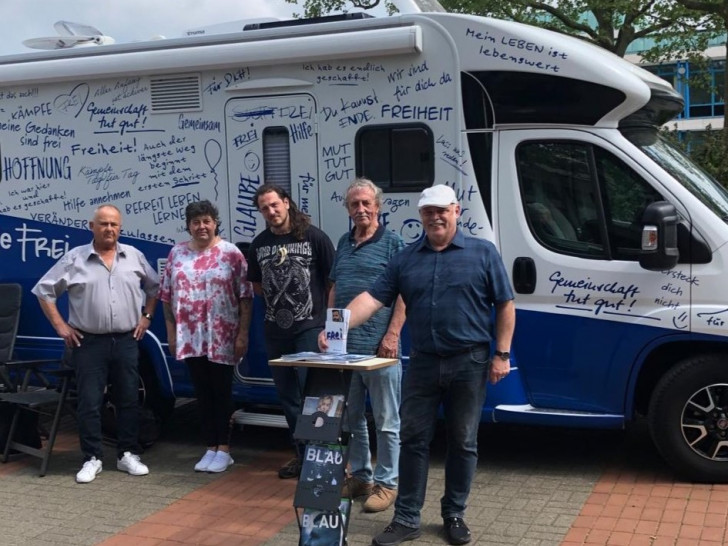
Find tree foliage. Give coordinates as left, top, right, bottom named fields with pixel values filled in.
left=440, top=0, right=716, bottom=59
left=284, top=0, right=397, bottom=18
left=284, top=0, right=718, bottom=62
left=676, top=126, right=728, bottom=186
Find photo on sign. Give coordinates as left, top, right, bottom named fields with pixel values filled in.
left=302, top=394, right=345, bottom=419
left=299, top=498, right=351, bottom=546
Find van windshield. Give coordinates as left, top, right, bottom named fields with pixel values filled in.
left=625, top=129, right=728, bottom=223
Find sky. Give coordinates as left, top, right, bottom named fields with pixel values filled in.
left=0, top=0, right=399, bottom=56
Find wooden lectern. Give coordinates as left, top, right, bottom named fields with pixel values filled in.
left=269, top=356, right=398, bottom=546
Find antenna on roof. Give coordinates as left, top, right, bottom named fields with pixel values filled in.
left=22, top=21, right=115, bottom=50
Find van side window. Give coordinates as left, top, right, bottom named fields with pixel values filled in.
left=517, top=141, right=663, bottom=261
left=263, top=127, right=292, bottom=193
left=518, top=142, right=606, bottom=257
left=356, top=124, right=433, bottom=191
left=595, top=147, right=665, bottom=260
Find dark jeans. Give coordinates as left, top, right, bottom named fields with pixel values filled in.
left=186, top=356, right=234, bottom=448
left=394, top=346, right=490, bottom=528
left=71, top=331, right=140, bottom=461
left=265, top=328, right=321, bottom=457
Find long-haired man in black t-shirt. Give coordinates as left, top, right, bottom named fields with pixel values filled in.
left=247, top=184, right=335, bottom=479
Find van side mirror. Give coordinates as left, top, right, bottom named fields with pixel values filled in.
left=639, top=201, right=679, bottom=271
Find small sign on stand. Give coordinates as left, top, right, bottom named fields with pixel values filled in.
left=296, top=394, right=346, bottom=442
left=295, top=442, right=348, bottom=511
left=298, top=498, right=351, bottom=546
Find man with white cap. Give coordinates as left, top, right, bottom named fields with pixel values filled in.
left=344, top=184, right=515, bottom=546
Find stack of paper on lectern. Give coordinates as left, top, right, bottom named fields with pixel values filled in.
left=324, top=308, right=350, bottom=354
left=279, top=352, right=373, bottom=363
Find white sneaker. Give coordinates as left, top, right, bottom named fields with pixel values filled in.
left=117, top=452, right=149, bottom=476
left=206, top=450, right=233, bottom=473
left=194, top=449, right=218, bottom=472
left=76, top=457, right=102, bottom=483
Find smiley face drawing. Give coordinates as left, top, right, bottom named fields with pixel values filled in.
left=400, top=218, right=424, bottom=245
left=244, top=151, right=260, bottom=171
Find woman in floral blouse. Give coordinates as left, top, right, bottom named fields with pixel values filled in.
left=160, top=200, right=253, bottom=472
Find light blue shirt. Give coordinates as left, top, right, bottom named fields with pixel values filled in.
left=32, top=241, right=159, bottom=334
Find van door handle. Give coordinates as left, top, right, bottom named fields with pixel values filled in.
left=512, top=257, right=536, bottom=294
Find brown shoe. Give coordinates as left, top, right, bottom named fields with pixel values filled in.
left=341, top=476, right=373, bottom=498
left=278, top=457, right=301, bottom=479
left=364, top=484, right=397, bottom=512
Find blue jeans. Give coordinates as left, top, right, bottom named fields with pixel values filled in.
left=393, top=346, right=489, bottom=528
left=346, top=362, right=401, bottom=489
left=265, top=328, right=321, bottom=456
left=71, top=331, right=140, bottom=461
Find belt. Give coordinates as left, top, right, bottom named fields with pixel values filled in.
left=417, top=343, right=489, bottom=358
left=76, top=330, right=134, bottom=337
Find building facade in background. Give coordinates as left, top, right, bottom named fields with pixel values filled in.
left=627, top=35, right=726, bottom=145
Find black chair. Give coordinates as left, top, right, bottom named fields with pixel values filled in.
left=0, top=283, right=72, bottom=477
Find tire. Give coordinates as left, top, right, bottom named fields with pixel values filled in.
left=648, top=354, right=728, bottom=482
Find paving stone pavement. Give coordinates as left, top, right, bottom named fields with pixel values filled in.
left=263, top=424, right=618, bottom=546
left=0, top=401, right=717, bottom=546
left=0, top=402, right=246, bottom=546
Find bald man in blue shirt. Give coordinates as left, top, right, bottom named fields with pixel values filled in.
left=345, top=185, right=516, bottom=546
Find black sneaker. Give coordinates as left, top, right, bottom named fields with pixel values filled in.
left=444, top=517, right=471, bottom=545
left=278, top=457, right=301, bottom=479
left=372, top=521, right=421, bottom=546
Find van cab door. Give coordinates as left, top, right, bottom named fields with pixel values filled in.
left=496, top=129, right=690, bottom=415
left=225, top=94, right=319, bottom=244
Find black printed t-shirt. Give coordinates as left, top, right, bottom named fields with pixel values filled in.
left=247, top=225, right=334, bottom=339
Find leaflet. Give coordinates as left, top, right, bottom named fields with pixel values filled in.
left=324, top=308, right=350, bottom=354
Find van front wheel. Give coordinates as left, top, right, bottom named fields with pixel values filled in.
left=649, top=354, right=728, bottom=483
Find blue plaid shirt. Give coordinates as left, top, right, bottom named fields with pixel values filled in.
left=368, top=230, right=514, bottom=355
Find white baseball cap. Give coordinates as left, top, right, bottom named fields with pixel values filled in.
left=418, top=185, right=458, bottom=209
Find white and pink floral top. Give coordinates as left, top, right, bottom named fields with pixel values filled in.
left=160, top=239, right=253, bottom=365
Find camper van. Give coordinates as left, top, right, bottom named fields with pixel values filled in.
left=2, top=10, right=728, bottom=482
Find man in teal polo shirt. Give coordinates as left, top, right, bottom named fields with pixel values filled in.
left=319, top=177, right=405, bottom=512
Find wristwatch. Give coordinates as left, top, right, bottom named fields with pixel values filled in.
left=494, top=350, right=510, bottom=361
left=142, top=312, right=153, bottom=321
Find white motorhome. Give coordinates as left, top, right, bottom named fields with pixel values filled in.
left=2, top=11, right=728, bottom=481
